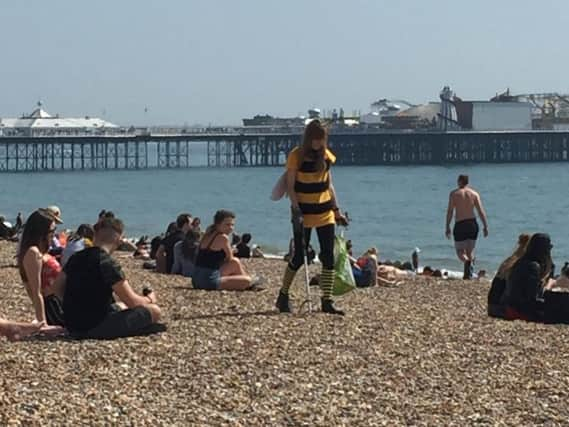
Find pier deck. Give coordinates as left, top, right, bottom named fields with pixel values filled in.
left=0, top=131, right=567, bottom=172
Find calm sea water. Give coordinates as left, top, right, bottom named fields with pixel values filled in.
left=1, top=163, right=568, bottom=273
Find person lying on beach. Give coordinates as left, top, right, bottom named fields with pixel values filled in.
left=193, top=210, right=263, bottom=291
left=60, top=217, right=162, bottom=339
left=156, top=214, right=192, bottom=274
left=171, top=229, right=200, bottom=277
left=17, top=209, right=66, bottom=326
left=378, top=264, right=413, bottom=280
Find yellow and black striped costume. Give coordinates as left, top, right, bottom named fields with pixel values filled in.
left=286, top=147, right=337, bottom=228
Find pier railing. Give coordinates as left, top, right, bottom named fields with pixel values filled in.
left=0, top=131, right=567, bottom=172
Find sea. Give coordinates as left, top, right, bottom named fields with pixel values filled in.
left=1, top=157, right=568, bottom=274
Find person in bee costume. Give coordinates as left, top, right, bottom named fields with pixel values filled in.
left=276, top=119, right=348, bottom=315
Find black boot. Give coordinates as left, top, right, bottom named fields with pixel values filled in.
left=463, top=260, right=472, bottom=280
left=321, top=298, right=345, bottom=316
left=276, top=292, right=292, bottom=313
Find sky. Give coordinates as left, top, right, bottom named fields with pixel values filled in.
left=1, top=0, right=568, bottom=126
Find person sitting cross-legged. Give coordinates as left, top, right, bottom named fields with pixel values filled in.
left=61, top=217, right=162, bottom=340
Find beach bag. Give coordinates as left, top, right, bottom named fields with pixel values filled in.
left=270, top=171, right=288, bottom=201
left=333, top=235, right=356, bottom=296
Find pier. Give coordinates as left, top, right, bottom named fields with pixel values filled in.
left=0, top=130, right=568, bottom=172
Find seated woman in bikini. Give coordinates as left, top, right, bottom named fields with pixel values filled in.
left=17, top=209, right=66, bottom=327
left=192, top=210, right=262, bottom=291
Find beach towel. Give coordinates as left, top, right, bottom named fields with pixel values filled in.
left=270, top=172, right=287, bottom=201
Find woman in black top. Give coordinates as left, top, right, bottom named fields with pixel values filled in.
left=501, top=233, right=553, bottom=321
left=193, top=210, right=256, bottom=291
left=487, top=233, right=530, bottom=318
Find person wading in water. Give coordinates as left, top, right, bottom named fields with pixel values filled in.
left=445, top=174, right=489, bottom=279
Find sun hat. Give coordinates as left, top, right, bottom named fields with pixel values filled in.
left=44, top=205, right=63, bottom=224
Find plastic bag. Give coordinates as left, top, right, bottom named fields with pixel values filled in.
left=333, top=235, right=356, bottom=296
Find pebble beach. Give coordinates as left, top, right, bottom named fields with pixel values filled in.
left=1, top=240, right=569, bottom=425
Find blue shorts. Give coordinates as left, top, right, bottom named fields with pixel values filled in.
left=192, top=266, right=221, bottom=290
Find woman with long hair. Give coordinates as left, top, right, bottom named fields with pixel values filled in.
left=276, top=119, right=348, bottom=315
left=17, top=209, right=65, bottom=326
left=495, top=234, right=531, bottom=280
left=487, top=233, right=530, bottom=318
left=192, top=210, right=258, bottom=290
left=501, top=233, right=553, bottom=321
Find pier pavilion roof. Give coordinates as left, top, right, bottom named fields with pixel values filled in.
left=0, top=104, right=118, bottom=130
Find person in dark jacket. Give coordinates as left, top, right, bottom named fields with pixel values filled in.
left=487, top=233, right=530, bottom=318
left=500, top=233, right=553, bottom=321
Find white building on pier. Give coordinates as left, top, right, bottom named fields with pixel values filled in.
left=0, top=102, right=119, bottom=137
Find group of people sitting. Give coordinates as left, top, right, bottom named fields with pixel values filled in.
left=488, top=232, right=569, bottom=323
left=146, top=211, right=264, bottom=291
left=4, top=204, right=569, bottom=343
left=4, top=207, right=272, bottom=341
left=9, top=206, right=162, bottom=340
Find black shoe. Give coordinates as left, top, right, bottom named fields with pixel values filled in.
left=321, top=298, right=345, bottom=316
left=276, top=292, right=292, bottom=313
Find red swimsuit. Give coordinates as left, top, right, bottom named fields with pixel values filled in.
left=41, top=255, right=61, bottom=290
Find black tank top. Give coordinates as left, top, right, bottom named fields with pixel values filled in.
left=195, top=232, right=226, bottom=269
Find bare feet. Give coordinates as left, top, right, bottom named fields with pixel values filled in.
left=2, top=321, right=42, bottom=342
left=38, top=324, right=66, bottom=337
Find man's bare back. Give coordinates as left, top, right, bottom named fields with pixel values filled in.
left=446, top=184, right=488, bottom=239
left=450, top=187, right=479, bottom=222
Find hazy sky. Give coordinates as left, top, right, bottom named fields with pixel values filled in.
left=1, top=1, right=567, bottom=125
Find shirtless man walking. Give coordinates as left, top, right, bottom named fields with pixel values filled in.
left=445, top=174, right=489, bottom=279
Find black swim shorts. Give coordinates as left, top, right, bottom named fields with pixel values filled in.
left=453, top=218, right=479, bottom=242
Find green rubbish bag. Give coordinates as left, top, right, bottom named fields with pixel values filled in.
left=333, top=235, right=356, bottom=296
